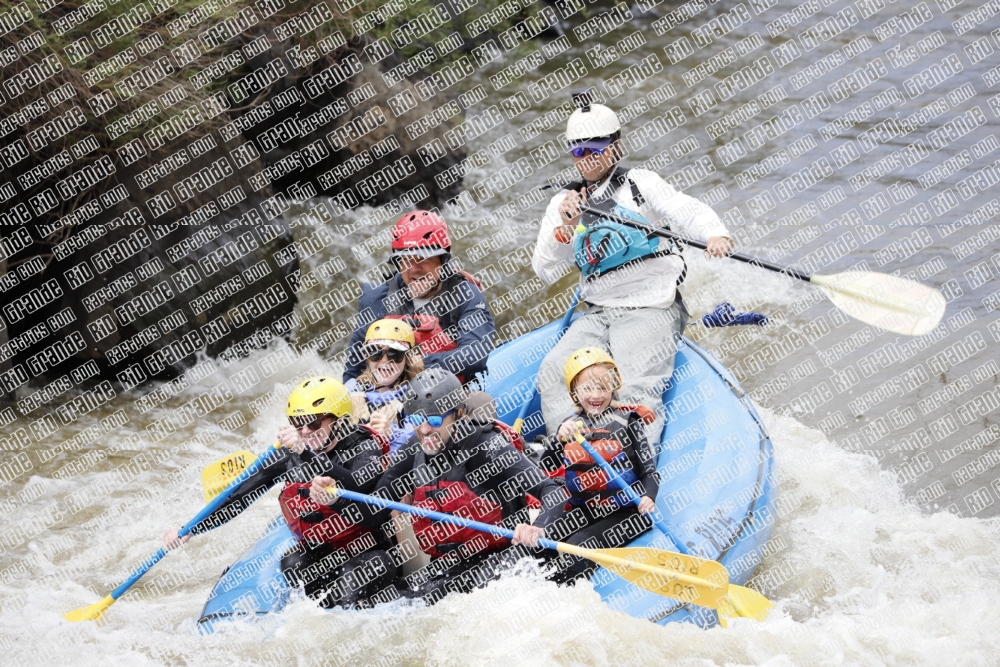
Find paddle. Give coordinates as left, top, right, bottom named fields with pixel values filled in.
left=580, top=205, right=946, bottom=337
left=63, top=444, right=283, bottom=622
left=571, top=432, right=773, bottom=623
left=325, top=485, right=730, bottom=610
left=512, top=287, right=582, bottom=435
left=201, top=450, right=257, bottom=501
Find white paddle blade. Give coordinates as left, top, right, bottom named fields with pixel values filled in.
left=811, top=271, right=946, bottom=336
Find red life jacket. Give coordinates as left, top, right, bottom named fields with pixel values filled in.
left=385, top=313, right=457, bottom=354
left=616, top=403, right=657, bottom=425
left=364, top=423, right=392, bottom=469
left=279, top=482, right=372, bottom=548
left=279, top=425, right=388, bottom=548
left=358, top=424, right=389, bottom=456
left=410, top=450, right=508, bottom=559
left=493, top=419, right=525, bottom=453
left=563, top=410, right=641, bottom=511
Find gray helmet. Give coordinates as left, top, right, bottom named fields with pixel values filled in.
left=404, top=368, right=466, bottom=415
left=462, top=391, right=497, bottom=425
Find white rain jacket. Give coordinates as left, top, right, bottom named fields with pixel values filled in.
left=532, top=167, right=729, bottom=310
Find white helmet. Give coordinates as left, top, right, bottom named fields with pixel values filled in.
left=566, top=103, right=621, bottom=143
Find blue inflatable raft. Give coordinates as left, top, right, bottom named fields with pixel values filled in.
left=198, top=320, right=777, bottom=631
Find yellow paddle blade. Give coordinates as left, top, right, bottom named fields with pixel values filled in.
left=558, top=543, right=729, bottom=609
left=201, top=451, right=257, bottom=502
left=811, top=271, right=946, bottom=336
left=63, top=595, right=115, bottom=622
left=718, top=584, right=774, bottom=622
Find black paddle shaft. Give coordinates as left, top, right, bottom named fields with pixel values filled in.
left=579, top=205, right=812, bottom=283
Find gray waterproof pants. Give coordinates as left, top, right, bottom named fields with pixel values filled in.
left=538, top=296, right=688, bottom=445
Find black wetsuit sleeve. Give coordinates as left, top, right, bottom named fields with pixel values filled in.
left=627, top=412, right=659, bottom=500
left=509, top=449, right=567, bottom=529
left=423, top=281, right=496, bottom=379
left=357, top=442, right=419, bottom=528
left=322, top=436, right=384, bottom=494
left=189, top=447, right=290, bottom=535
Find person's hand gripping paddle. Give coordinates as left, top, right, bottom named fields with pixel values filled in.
left=63, top=445, right=280, bottom=622
left=572, top=430, right=774, bottom=624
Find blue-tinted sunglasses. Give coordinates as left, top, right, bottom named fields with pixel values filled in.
left=569, top=145, right=610, bottom=158
left=406, top=410, right=455, bottom=428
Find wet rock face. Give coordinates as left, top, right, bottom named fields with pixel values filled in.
left=0, top=33, right=467, bottom=395
left=3, top=216, right=298, bottom=393
left=0, top=0, right=551, bottom=393
left=234, top=39, right=469, bottom=212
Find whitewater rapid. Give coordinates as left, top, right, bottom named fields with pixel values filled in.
left=3, top=325, right=996, bottom=666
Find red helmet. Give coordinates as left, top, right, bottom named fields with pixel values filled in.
left=391, top=210, right=451, bottom=259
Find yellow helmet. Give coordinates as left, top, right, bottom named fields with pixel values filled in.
left=365, top=319, right=415, bottom=352
left=286, top=376, right=352, bottom=419
left=563, top=347, right=621, bottom=393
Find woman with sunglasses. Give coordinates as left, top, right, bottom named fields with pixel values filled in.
left=342, top=210, right=496, bottom=385
left=317, top=368, right=565, bottom=605
left=162, top=377, right=397, bottom=609
left=532, top=92, right=735, bottom=443
left=346, top=319, right=424, bottom=454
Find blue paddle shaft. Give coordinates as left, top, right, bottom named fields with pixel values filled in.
left=512, top=288, right=581, bottom=428
left=335, top=488, right=561, bottom=552
left=574, top=436, right=675, bottom=538
left=109, top=445, right=282, bottom=600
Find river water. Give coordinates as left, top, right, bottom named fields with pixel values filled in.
left=4, top=0, right=1000, bottom=664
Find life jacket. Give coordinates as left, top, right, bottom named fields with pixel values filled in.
left=357, top=383, right=408, bottom=409
left=569, top=168, right=686, bottom=284
left=492, top=419, right=526, bottom=454
left=562, top=410, right=641, bottom=511
left=363, top=424, right=391, bottom=459
left=278, top=425, right=389, bottom=548
left=348, top=380, right=413, bottom=453
left=385, top=270, right=483, bottom=355
left=410, top=449, right=509, bottom=559
left=279, top=482, right=373, bottom=548
left=485, top=419, right=546, bottom=506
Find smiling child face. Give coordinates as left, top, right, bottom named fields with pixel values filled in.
left=572, top=364, right=618, bottom=415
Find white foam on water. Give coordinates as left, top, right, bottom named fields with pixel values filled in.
left=682, top=250, right=810, bottom=317
left=5, top=342, right=999, bottom=666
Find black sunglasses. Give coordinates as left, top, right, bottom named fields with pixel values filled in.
left=367, top=347, right=406, bottom=363
left=289, top=414, right=330, bottom=431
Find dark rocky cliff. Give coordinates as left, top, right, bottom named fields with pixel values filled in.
left=0, top=0, right=549, bottom=399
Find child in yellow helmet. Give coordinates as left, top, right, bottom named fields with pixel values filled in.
left=532, top=98, right=733, bottom=444
left=516, top=347, right=659, bottom=584
left=346, top=318, right=425, bottom=453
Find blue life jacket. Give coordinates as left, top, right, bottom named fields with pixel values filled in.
left=573, top=204, right=668, bottom=281
left=568, top=168, right=683, bottom=282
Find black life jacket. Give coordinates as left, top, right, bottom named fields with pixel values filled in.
left=563, top=409, right=642, bottom=511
